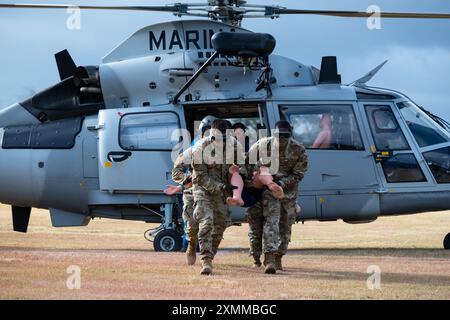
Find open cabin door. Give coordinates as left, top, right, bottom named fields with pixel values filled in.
left=97, top=107, right=183, bottom=193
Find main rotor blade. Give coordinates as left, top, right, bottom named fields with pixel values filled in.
left=0, top=3, right=182, bottom=12
left=273, top=8, right=450, bottom=19
left=2, top=3, right=449, bottom=21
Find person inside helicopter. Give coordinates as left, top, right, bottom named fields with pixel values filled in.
left=311, top=113, right=332, bottom=149
left=232, top=122, right=250, bottom=153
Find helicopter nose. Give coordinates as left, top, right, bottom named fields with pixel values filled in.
left=0, top=147, right=34, bottom=232
left=0, top=125, right=36, bottom=232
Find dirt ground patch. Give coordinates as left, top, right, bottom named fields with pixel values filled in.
left=0, top=205, right=449, bottom=299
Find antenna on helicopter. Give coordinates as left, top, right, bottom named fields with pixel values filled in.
left=349, top=60, right=388, bottom=87
left=1, top=1, right=450, bottom=27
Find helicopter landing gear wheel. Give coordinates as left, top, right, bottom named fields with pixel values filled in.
left=153, top=229, right=182, bottom=252
left=444, top=233, right=450, bottom=250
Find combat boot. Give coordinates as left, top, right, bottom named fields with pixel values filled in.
left=185, top=241, right=197, bottom=265
left=252, top=256, right=262, bottom=268
left=264, top=253, right=276, bottom=274
left=275, top=253, right=283, bottom=271
left=200, top=258, right=213, bottom=275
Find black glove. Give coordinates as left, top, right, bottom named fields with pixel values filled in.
left=276, top=180, right=286, bottom=188
left=222, top=184, right=238, bottom=193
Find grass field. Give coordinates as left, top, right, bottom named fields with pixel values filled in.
left=0, top=204, right=449, bottom=300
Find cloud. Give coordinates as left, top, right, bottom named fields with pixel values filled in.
left=340, top=45, right=450, bottom=118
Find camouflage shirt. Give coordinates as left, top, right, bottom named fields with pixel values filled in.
left=247, top=136, right=308, bottom=199
left=191, top=135, right=245, bottom=198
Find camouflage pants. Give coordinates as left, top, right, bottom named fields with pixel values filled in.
left=182, top=191, right=198, bottom=243
left=278, top=198, right=297, bottom=255
left=193, top=194, right=229, bottom=261
left=247, top=190, right=280, bottom=256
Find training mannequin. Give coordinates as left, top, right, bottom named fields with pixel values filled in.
left=311, top=113, right=332, bottom=149
left=226, top=165, right=284, bottom=207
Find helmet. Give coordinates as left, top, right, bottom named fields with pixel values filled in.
left=199, top=115, right=217, bottom=131
left=275, top=120, right=293, bottom=139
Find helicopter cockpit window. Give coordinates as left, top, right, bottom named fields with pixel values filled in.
left=397, top=101, right=450, bottom=148
left=280, top=105, right=364, bottom=150
left=380, top=154, right=426, bottom=183
left=365, top=105, right=410, bottom=151
left=423, top=147, right=450, bottom=184
left=119, top=112, right=179, bottom=151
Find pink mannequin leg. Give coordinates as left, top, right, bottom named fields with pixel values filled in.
left=252, top=166, right=284, bottom=199
left=226, top=164, right=245, bottom=207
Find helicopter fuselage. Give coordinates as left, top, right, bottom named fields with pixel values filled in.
left=1, top=20, right=450, bottom=249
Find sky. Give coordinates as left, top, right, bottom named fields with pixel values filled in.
left=0, top=0, right=449, bottom=117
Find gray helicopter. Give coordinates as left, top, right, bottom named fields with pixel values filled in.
left=1, top=1, right=450, bottom=252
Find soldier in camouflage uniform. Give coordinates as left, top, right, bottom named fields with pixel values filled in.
left=246, top=188, right=281, bottom=274
left=273, top=121, right=308, bottom=270
left=169, top=146, right=197, bottom=265
left=191, top=119, right=244, bottom=275
left=164, top=124, right=212, bottom=265
left=246, top=120, right=308, bottom=272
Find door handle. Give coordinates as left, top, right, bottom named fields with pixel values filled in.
left=373, top=151, right=393, bottom=163
left=107, top=151, right=132, bottom=162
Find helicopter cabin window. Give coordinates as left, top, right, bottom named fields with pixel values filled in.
left=423, top=147, right=450, bottom=184
left=279, top=105, right=364, bottom=150
left=119, top=112, right=180, bottom=151
left=365, top=105, right=410, bottom=151
left=397, top=101, right=450, bottom=148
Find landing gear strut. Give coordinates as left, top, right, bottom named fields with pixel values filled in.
left=143, top=203, right=184, bottom=252
left=444, top=233, right=450, bottom=250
